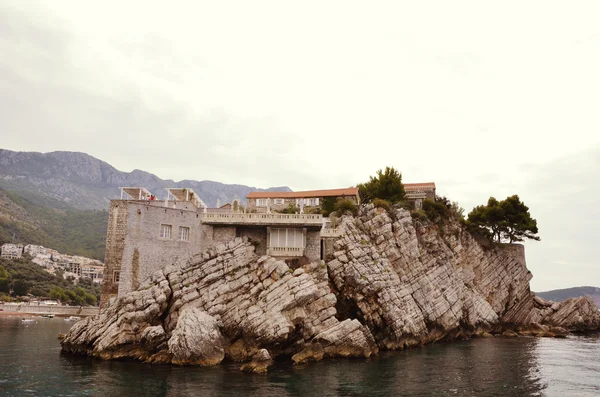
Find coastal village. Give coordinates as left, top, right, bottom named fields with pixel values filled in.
left=0, top=243, right=105, bottom=284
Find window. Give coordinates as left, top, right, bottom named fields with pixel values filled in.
left=160, top=224, right=172, bottom=239
left=274, top=198, right=284, bottom=205
left=113, top=271, right=120, bottom=283
left=179, top=226, right=190, bottom=241
left=257, top=199, right=267, bottom=207
left=270, top=228, right=304, bottom=248
left=309, top=198, right=319, bottom=206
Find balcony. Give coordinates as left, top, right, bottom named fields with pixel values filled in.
left=200, top=213, right=323, bottom=227
left=267, top=246, right=304, bottom=257
left=405, top=191, right=427, bottom=199
left=321, top=228, right=343, bottom=238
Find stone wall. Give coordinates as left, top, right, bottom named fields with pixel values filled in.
left=101, top=201, right=128, bottom=306
left=236, top=227, right=267, bottom=256
left=116, top=202, right=205, bottom=297
left=212, top=226, right=237, bottom=243
left=305, top=230, right=321, bottom=262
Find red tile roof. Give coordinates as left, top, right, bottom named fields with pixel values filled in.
left=404, top=182, right=436, bottom=190
left=247, top=187, right=359, bottom=199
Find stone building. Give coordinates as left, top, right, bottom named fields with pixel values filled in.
left=246, top=187, right=360, bottom=213
left=101, top=187, right=341, bottom=306
left=404, top=182, right=436, bottom=209
left=1, top=243, right=23, bottom=259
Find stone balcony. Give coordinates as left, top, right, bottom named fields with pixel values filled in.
left=320, top=228, right=343, bottom=238
left=200, top=213, right=323, bottom=227
left=267, top=246, right=304, bottom=257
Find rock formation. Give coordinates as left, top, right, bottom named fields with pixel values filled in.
left=61, top=205, right=600, bottom=370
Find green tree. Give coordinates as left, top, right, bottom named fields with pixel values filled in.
left=466, top=195, right=540, bottom=243
left=12, top=279, right=29, bottom=296
left=49, top=287, right=65, bottom=302
left=358, top=167, right=406, bottom=204
left=499, top=195, right=540, bottom=243
left=321, top=197, right=337, bottom=217
left=0, top=265, right=8, bottom=280
left=0, top=278, right=9, bottom=294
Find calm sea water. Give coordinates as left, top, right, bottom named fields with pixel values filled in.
left=1, top=317, right=599, bottom=397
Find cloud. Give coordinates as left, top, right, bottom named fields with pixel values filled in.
left=1, top=1, right=600, bottom=290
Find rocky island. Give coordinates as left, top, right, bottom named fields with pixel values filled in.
left=61, top=204, right=600, bottom=372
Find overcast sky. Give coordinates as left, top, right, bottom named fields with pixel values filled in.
left=1, top=1, right=599, bottom=291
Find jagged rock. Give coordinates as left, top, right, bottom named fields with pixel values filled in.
left=61, top=206, right=600, bottom=371
left=539, top=296, right=600, bottom=332
left=240, top=349, right=272, bottom=373
left=168, top=309, right=225, bottom=366
left=292, top=319, right=378, bottom=364
left=62, top=238, right=377, bottom=370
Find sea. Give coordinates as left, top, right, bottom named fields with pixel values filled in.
left=1, top=316, right=599, bottom=397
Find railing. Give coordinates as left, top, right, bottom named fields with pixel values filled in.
left=405, top=191, right=427, bottom=199
left=268, top=246, right=304, bottom=257
left=321, top=228, right=343, bottom=237
left=200, top=212, right=323, bottom=225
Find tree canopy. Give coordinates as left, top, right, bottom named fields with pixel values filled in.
left=466, top=195, right=540, bottom=243
left=358, top=166, right=406, bottom=204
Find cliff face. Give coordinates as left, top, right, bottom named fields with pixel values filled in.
left=61, top=205, right=600, bottom=370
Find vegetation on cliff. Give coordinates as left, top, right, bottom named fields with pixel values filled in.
left=465, top=195, right=540, bottom=243
left=0, top=258, right=100, bottom=305
left=357, top=166, right=406, bottom=204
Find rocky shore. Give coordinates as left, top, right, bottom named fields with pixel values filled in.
left=61, top=205, right=600, bottom=372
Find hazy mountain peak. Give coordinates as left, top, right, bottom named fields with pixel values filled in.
left=0, top=149, right=291, bottom=209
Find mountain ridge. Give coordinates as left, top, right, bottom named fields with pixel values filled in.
left=535, top=286, right=600, bottom=307
left=0, top=148, right=291, bottom=209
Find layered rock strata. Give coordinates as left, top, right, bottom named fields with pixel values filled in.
left=62, top=238, right=378, bottom=367
left=62, top=205, right=600, bottom=369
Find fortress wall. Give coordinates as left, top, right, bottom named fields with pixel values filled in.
left=101, top=201, right=129, bottom=307
left=115, top=202, right=205, bottom=297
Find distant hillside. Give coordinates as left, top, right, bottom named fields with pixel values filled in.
left=0, top=149, right=291, bottom=210
left=536, top=286, right=600, bottom=307
left=0, top=189, right=108, bottom=260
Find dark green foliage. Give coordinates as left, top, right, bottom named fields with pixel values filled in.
left=411, top=209, right=428, bottom=222
left=422, top=199, right=449, bottom=223
left=334, top=199, right=358, bottom=216
left=11, top=279, right=29, bottom=296
left=0, top=257, right=101, bottom=304
left=0, top=189, right=108, bottom=260
left=321, top=197, right=337, bottom=217
left=466, top=195, right=540, bottom=243
left=0, top=265, right=7, bottom=279
left=358, top=167, right=406, bottom=204
left=0, top=278, right=9, bottom=293
left=372, top=198, right=392, bottom=212
left=280, top=204, right=300, bottom=214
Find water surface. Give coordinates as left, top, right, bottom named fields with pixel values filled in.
left=1, top=317, right=599, bottom=396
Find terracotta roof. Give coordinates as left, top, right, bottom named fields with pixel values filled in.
left=404, top=182, right=436, bottom=190
left=247, top=187, right=359, bottom=199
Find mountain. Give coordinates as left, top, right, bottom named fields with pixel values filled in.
left=0, top=148, right=291, bottom=260
left=0, top=189, right=108, bottom=260
left=536, top=286, right=600, bottom=307
left=0, top=149, right=291, bottom=210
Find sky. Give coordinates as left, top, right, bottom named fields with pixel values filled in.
left=1, top=1, right=599, bottom=291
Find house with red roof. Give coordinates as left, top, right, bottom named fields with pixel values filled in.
left=246, top=187, right=360, bottom=213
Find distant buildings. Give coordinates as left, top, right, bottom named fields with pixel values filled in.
left=1, top=243, right=23, bottom=259
left=0, top=243, right=104, bottom=283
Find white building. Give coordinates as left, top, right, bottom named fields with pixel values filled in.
left=1, top=243, right=23, bottom=259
